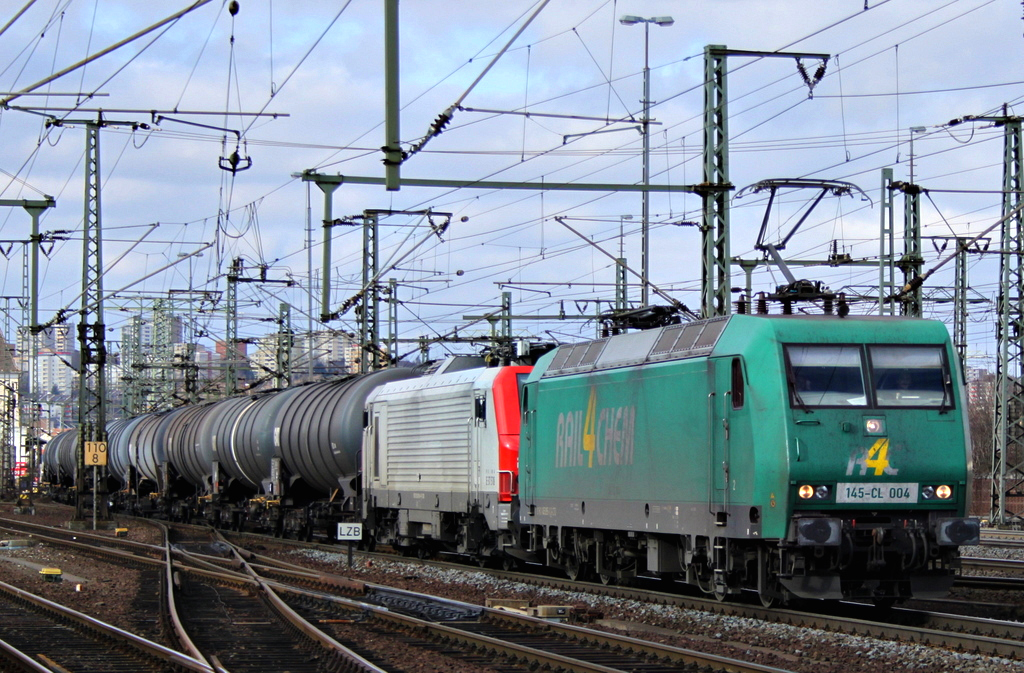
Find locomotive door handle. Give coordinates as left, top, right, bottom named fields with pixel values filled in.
left=707, top=392, right=716, bottom=511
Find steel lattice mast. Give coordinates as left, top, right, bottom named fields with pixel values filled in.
left=990, top=115, right=1024, bottom=525
left=699, top=47, right=830, bottom=318
left=75, top=120, right=109, bottom=523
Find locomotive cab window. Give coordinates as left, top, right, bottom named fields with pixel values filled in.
left=870, top=345, right=953, bottom=409
left=785, top=345, right=867, bottom=408
left=731, top=357, right=745, bottom=409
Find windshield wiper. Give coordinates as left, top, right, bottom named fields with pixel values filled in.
left=938, top=376, right=951, bottom=415
left=788, top=374, right=812, bottom=414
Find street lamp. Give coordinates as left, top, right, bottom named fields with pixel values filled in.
left=620, top=15, right=673, bottom=307
left=618, top=15, right=675, bottom=305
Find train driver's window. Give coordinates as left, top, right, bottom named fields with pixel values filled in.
left=785, top=344, right=867, bottom=407
left=870, top=345, right=951, bottom=408
left=731, top=357, right=745, bottom=409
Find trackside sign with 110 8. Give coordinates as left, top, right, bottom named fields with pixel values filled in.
left=84, top=441, right=107, bottom=466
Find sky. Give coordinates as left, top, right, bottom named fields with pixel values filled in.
left=0, top=0, right=1021, bottom=367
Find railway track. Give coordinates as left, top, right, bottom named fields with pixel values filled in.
left=0, top=515, right=385, bottom=672
left=161, top=524, right=799, bottom=672
left=167, top=524, right=388, bottom=673
left=962, top=555, right=1024, bottom=576
left=253, top=551, right=797, bottom=673
left=0, top=574, right=210, bottom=672
left=220, top=527, right=1024, bottom=661
left=980, top=528, right=1024, bottom=547
left=8, top=514, right=1024, bottom=671
left=221, top=529, right=1024, bottom=665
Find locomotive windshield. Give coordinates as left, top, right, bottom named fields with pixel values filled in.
left=870, top=345, right=951, bottom=408
left=785, top=343, right=953, bottom=409
left=786, top=345, right=867, bottom=407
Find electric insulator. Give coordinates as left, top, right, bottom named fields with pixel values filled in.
left=229, top=1, right=239, bottom=16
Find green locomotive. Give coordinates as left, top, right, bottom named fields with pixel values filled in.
left=517, top=313, right=979, bottom=605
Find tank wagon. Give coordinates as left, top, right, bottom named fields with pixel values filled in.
left=515, top=313, right=979, bottom=604
left=161, top=367, right=418, bottom=534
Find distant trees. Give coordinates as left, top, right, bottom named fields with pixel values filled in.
left=969, top=385, right=994, bottom=475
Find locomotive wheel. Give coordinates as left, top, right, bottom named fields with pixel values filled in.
left=598, top=572, right=616, bottom=586
left=565, top=558, right=589, bottom=581
left=758, top=589, right=778, bottom=608
left=757, top=577, right=785, bottom=608
left=501, top=556, right=518, bottom=572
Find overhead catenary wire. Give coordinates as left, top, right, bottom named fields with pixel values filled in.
left=4, top=1, right=1019, bottom=366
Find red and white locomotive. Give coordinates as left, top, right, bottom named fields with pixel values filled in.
left=362, top=359, right=531, bottom=562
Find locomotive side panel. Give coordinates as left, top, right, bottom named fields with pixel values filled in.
left=522, top=357, right=716, bottom=536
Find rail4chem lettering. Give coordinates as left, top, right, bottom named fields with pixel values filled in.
left=554, top=387, right=636, bottom=468
left=846, top=438, right=899, bottom=477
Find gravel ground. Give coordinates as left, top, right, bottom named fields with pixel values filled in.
left=263, top=545, right=1024, bottom=673
left=3, top=502, right=1023, bottom=673
left=0, top=501, right=163, bottom=641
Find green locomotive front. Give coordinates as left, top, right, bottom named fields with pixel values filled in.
left=517, top=313, right=979, bottom=604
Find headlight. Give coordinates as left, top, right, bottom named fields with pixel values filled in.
left=798, top=484, right=831, bottom=500
left=921, top=484, right=953, bottom=500
left=865, top=418, right=886, bottom=435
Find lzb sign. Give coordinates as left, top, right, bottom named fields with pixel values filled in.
left=336, top=523, right=362, bottom=541
left=84, top=441, right=108, bottom=466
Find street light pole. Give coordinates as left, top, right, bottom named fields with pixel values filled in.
left=620, top=15, right=673, bottom=307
